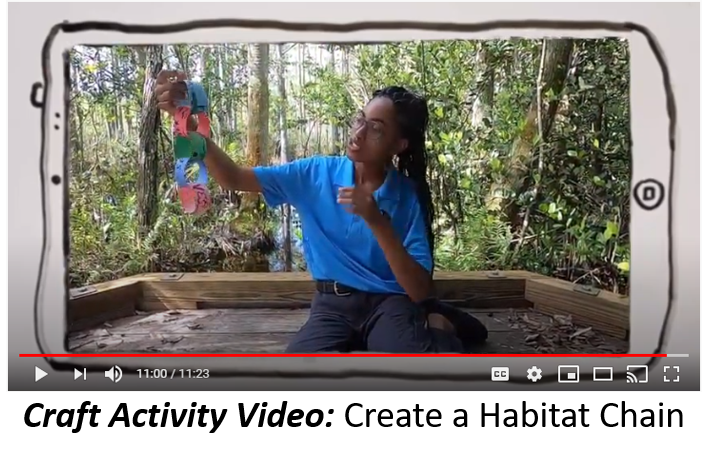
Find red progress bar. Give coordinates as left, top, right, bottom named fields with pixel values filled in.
left=21, top=354, right=667, bottom=358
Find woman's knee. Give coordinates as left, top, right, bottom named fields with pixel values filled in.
left=370, top=297, right=465, bottom=353
left=285, top=314, right=355, bottom=353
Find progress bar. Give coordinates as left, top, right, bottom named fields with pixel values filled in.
left=21, top=353, right=672, bottom=358
left=666, top=354, right=690, bottom=358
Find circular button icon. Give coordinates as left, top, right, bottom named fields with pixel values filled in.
left=633, top=179, right=665, bottom=211
left=527, top=366, right=542, bottom=382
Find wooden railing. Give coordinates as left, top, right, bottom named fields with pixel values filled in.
left=67, top=270, right=629, bottom=339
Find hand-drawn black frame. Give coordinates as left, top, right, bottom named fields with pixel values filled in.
left=32, top=18, right=676, bottom=387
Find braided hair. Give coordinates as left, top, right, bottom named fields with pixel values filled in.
left=372, top=86, right=435, bottom=268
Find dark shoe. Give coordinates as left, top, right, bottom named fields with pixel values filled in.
left=421, top=299, right=489, bottom=349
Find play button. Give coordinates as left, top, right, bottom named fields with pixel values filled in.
left=35, top=366, right=48, bottom=382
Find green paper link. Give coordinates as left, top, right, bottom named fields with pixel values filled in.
left=173, top=132, right=207, bottom=161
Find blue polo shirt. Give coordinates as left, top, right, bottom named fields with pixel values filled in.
left=252, top=155, right=432, bottom=294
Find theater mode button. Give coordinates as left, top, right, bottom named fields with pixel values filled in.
left=491, top=367, right=510, bottom=381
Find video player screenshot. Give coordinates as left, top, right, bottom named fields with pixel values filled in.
left=8, top=9, right=699, bottom=393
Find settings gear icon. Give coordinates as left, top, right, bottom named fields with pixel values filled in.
left=527, top=366, right=542, bottom=382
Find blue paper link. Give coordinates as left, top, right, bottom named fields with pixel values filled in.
left=175, top=158, right=208, bottom=187
left=189, top=82, right=209, bottom=113
left=193, top=159, right=208, bottom=185
left=175, top=81, right=192, bottom=108
left=174, top=158, right=190, bottom=187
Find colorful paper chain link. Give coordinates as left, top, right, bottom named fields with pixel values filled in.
left=172, top=81, right=212, bottom=215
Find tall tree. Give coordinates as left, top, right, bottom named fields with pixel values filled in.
left=276, top=44, right=293, bottom=271
left=486, top=38, right=574, bottom=227
left=244, top=43, right=270, bottom=208
left=136, top=45, right=164, bottom=239
left=470, top=42, right=495, bottom=129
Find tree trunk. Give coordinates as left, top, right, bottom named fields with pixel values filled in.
left=328, top=45, right=339, bottom=153
left=173, top=45, right=191, bottom=78
left=243, top=43, right=270, bottom=209
left=277, top=44, right=293, bottom=271
left=298, top=44, right=305, bottom=156
left=215, top=47, right=229, bottom=141
left=105, top=48, right=116, bottom=139
left=486, top=38, right=574, bottom=228
left=470, top=43, right=495, bottom=129
left=136, top=45, right=164, bottom=240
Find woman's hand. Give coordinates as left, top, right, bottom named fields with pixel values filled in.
left=155, top=70, right=189, bottom=116
left=337, top=185, right=384, bottom=225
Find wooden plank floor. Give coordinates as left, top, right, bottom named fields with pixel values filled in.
left=67, top=307, right=628, bottom=354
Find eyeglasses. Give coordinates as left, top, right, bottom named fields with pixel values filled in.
left=349, top=111, right=385, bottom=141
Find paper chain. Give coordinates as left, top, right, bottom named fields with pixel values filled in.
left=172, top=81, right=212, bottom=215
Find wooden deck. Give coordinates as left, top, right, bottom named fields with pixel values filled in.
left=67, top=271, right=630, bottom=354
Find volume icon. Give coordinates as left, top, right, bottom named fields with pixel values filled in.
left=104, top=366, right=123, bottom=383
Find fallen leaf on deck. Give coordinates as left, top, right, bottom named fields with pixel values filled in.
left=68, top=340, right=94, bottom=350
left=96, top=338, right=123, bottom=348
left=553, top=315, right=574, bottom=327
left=570, top=327, right=593, bottom=339
left=519, top=314, right=543, bottom=329
left=160, top=336, right=184, bottom=345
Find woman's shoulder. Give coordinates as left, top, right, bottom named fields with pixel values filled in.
left=289, top=154, right=347, bottom=169
left=283, top=155, right=349, bottom=189
left=314, top=154, right=349, bottom=166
